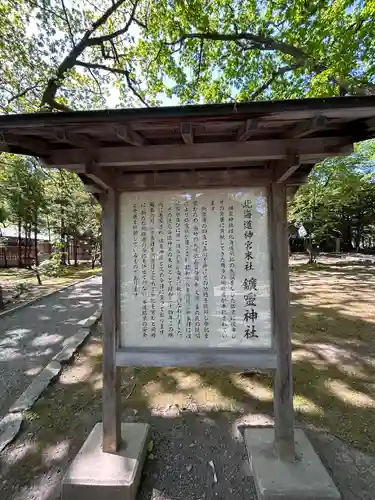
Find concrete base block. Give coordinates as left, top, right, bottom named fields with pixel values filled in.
left=244, top=428, right=341, bottom=500
left=61, top=422, right=149, bottom=500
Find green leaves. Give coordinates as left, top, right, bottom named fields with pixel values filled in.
left=0, top=0, right=374, bottom=111
left=289, top=142, right=375, bottom=248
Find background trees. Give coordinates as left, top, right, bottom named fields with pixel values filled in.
left=1, top=0, right=374, bottom=113
left=289, top=141, right=375, bottom=252
left=0, top=154, right=101, bottom=268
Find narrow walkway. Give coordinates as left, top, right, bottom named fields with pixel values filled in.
left=0, top=275, right=102, bottom=418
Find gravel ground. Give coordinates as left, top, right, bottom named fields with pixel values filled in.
left=0, top=275, right=102, bottom=418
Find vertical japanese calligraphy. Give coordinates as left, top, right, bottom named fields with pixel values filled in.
left=219, top=199, right=227, bottom=338
left=140, top=202, right=147, bottom=338
left=184, top=200, right=192, bottom=339
left=132, top=204, right=139, bottom=296
left=167, top=204, right=173, bottom=338
left=228, top=203, right=236, bottom=339
left=120, top=189, right=272, bottom=349
left=150, top=202, right=156, bottom=338
left=175, top=201, right=182, bottom=337
left=242, top=200, right=258, bottom=339
left=158, top=202, right=165, bottom=336
left=201, top=204, right=209, bottom=339
left=192, top=198, right=200, bottom=338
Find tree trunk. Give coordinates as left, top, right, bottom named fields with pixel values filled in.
left=335, top=238, right=341, bottom=253
left=74, top=236, right=78, bottom=266
left=35, top=267, right=42, bottom=285
left=17, top=219, right=22, bottom=268
left=3, top=247, right=7, bottom=268
left=34, top=220, right=39, bottom=266
left=27, top=225, right=33, bottom=268
left=67, top=236, right=71, bottom=266
left=306, top=238, right=316, bottom=264
left=24, top=225, right=28, bottom=267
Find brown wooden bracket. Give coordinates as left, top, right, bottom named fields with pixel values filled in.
left=114, top=125, right=146, bottom=146
left=84, top=162, right=117, bottom=190
left=366, top=117, right=375, bottom=131
left=273, top=151, right=300, bottom=183
left=0, top=133, right=9, bottom=152
left=237, top=119, right=257, bottom=141
left=291, top=115, right=328, bottom=138
left=324, top=137, right=353, bottom=155
left=4, top=133, right=49, bottom=155
left=180, top=123, right=194, bottom=144
left=56, top=130, right=98, bottom=151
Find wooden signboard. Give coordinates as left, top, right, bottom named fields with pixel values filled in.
left=116, top=187, right=277, bottom=369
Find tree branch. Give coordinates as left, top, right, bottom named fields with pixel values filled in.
left=40, top=0, right=133, bottom=110
left=249, top=64, right=300, bottom=100
left=7, top=83, right=42, bottom=106
left=194, top=39, right=204, bottom=96
left=76, top=61, right=149, bottom=107
left=168, top=31, right=307, bottom=63
left=61, top=0, right=75, bottom=48
left=76, top=60, right=129, bottom=75
left=168, top=31, right=351, bottom=95
left=124, top=72, right=149, bottom=107
left=87, top=0, right=141, bottom=46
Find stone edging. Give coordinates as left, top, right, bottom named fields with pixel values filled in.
left=0, top=306, right=102, bottom=453
left=0, top=273, right=101, bottom=319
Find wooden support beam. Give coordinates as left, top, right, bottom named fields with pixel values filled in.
left=114, top=125, right=146, bottom=146
left=0, top=133, right=9, bottom=152
left=5, top=134, right=49, bottom=155
left=237, top=119, right=257, bottom=141
left=291, top=115, right=328, bottom=138
left=84, top=183, right=104, bottom=194
left=366, top=117, right=375, bottom=131
left=274, top=151, right=300, bottom=183
left=56, top=130, right=98, bottom=152
left=115, top=167, right=271, bottom=191
left=49, top=136, right=352, bottom=169
left=101, top=189, right=121, bottom=453
left=269, top=183, right=296, bottom=461
left=180, top=123, right=194, bottom=144
left=84, top=163, right=117, bottom=190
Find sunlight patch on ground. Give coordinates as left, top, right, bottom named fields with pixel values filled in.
left=325, top=379, right=375, bottom=408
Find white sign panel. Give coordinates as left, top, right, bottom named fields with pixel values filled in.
left=119, top=188, right=272, bottom=349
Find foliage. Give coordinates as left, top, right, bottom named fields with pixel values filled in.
left=289, top=141, right=375, bottom=250
left=0, top=154, right=102, bottom=267
left=1, top=0, right=375, bottom=112
left=0, top=0, right=150, bottom=113
left=37, top=253, right=62, bottom=277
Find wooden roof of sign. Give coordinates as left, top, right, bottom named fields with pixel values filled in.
left=0, top=95, right=375, bottom=192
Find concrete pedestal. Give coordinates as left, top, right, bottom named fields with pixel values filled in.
left=61, top=422, right=149, bottom=500
left=244, top=428, right=341, bottom=500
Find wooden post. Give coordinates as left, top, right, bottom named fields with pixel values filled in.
left=101, top=188, right=121, bottom=453
left=269, top=182, right=296, bottom=461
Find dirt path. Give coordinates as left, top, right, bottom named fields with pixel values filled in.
left=0, top=275, right=101, bottom=418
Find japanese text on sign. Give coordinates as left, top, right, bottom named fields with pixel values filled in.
left=119, top=189, right=272, bottom=349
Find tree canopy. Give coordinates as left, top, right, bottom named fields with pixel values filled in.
left=289, top=141, right=375, bottom=251
left=1, top=0, right=374, bottom=113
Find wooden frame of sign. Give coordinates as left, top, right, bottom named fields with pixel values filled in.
left=100, top=174, right=294, bottom=456
left=2, top=96, right=375, bottom=460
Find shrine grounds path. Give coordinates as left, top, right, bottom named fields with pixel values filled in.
left=0, top=275, right=102, bottom=419
left=1, top=255, right=375, bottom=500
